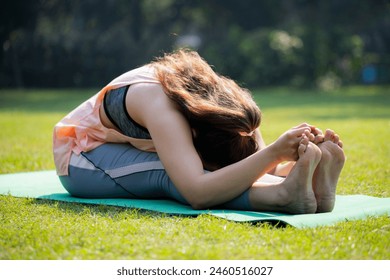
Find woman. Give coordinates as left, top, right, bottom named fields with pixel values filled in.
left=53, top=49, right=345, bottom=214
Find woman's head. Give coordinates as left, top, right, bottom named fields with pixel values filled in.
left=153, top=49, right=261, bottom=170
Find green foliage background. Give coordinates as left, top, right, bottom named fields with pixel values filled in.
left=1, top=0, right=389, bottom=88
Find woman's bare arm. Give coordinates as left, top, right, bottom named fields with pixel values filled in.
left=126, top=83, right=309, bottom=209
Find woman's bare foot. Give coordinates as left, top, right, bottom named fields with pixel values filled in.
left=279, top=140, right=322, bottom=214
left=313, top=129, right=345, bottom=213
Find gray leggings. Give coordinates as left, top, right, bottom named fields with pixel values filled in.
left=59, top=143, right=252, bottom=210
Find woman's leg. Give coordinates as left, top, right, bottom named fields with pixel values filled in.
left=59, top=152, right=134, bottom=198
left=59, top=142, right=330, bottom=214
left=247, top=141, right=322, bottom=214
left=59, top=143, right=188, bottom=204
left=60, top=143, right=267, bottom=210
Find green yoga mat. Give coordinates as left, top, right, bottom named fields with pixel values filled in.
left=0, top=170, right=389, bottom=228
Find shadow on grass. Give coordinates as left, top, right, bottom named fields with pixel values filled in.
left=33, top=196, right=173, bottom=218
left=32, top=197, right=286, bottom=228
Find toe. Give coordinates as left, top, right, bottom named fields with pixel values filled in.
left=324, top=129, right=334, bottom=141
left=333, top=133, right=340, bottom=144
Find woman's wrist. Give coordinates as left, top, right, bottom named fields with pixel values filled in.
left=257, top=143, right=283, bottom=172
left=264, top=142, right=284, bottom=163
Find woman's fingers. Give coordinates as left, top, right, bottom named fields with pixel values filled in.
left=313, top=127, right=323, bottom=136
left=314, top=134, right=325, bottom=144
left=289, top=127, right=315, bottom=142
left=293, top=123, right=324, bottom=136
left=304, top=129, right=315, bottom=142
left=291, top=124, right=344, bottom=148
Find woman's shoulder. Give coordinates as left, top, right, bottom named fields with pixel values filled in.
left=125, top=81, right=180, bottom=128
left=127, top=82, right=173, bottom=110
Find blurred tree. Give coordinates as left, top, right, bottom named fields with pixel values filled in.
left=0, top=0, right=389, bottom=88
left=0, top=0, right=40, bottom=87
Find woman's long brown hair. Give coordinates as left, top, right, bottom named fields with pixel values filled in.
left=152, top=49, right=261, bottom=170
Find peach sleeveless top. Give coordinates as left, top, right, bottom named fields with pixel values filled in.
left=53, top=65, right=159, bottom=176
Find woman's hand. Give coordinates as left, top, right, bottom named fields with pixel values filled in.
left=293, top=123, right=325, bottom=144
left=269, top=123, right=316, bottom=162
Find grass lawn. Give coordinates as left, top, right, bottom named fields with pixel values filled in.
left=0, top=86, right=389, bottom=260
